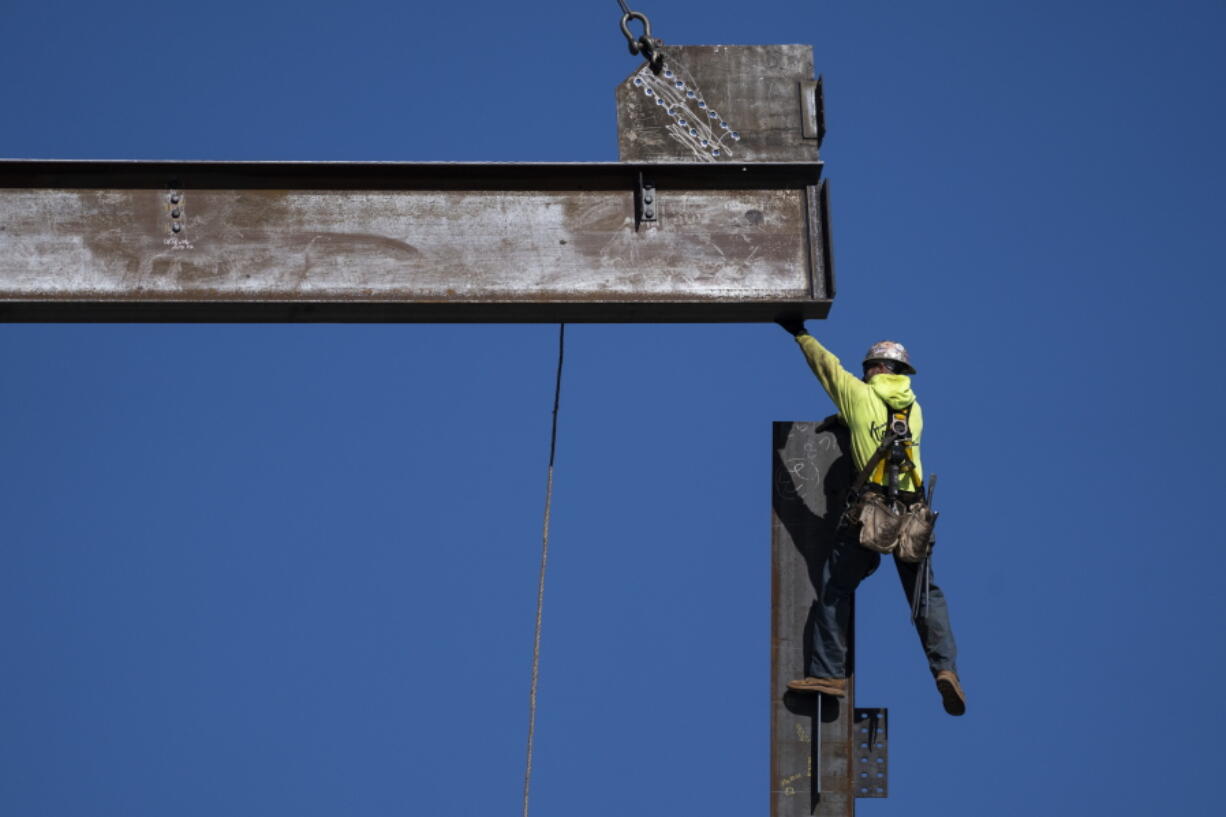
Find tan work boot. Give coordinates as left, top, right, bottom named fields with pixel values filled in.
left=935, top=670, right=966, bottom=716
left=786, top=677, right=847, bottom=696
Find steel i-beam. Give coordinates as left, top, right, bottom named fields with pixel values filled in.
left=0, top=160, right=831, bottom=322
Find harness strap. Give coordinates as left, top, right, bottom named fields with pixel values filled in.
left=850, top=428, right=900, bottom=496
left=849, top=402, right=920, bottom=498
left=882, top=405, right=919, bottom=493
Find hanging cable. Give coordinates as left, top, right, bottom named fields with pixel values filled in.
left=522, top=323, right=566, bottom=817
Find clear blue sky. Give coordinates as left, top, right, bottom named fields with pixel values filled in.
left=2, top=2, right=1224, bottom=815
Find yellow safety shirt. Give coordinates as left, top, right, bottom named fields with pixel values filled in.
left=795, top=333, right=925, bottom=492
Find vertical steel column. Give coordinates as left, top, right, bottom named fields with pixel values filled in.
left=771, top=419, right=856, bottom=816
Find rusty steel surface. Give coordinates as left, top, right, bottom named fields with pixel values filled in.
left=0, top=160, right=831, bottom=322
left=617, top=45, right=822, bottom=163
left=772, top=419, right=856, bottom=816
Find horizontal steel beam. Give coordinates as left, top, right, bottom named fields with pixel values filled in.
left=0, top=160, right=833, bottom=323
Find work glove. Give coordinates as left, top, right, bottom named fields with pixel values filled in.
left=775, top=316, right=807, bottom=337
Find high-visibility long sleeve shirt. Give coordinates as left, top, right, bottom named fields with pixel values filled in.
left=795, top=333, right=925, bottom=492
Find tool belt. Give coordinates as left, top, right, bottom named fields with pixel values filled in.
left=848, top=490, right=936, bottom=562
left=841, top=404, right=938, bottom=563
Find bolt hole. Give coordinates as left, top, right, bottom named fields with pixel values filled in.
left=731, top=131, right=741, bottom=140
left=171, top=223, right=182, bottom=233
left=711, top=149, right=720, bottom=157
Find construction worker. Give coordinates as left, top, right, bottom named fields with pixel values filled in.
left=776, top=318, right=966, bottom=716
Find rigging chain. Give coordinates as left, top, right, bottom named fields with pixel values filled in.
left=521, top=323, right=566, bottom=817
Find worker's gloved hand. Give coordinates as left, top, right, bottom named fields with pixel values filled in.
left=775, top=316, right=807, bottom=337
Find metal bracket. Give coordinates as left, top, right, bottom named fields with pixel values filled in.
left=635, top=171, right=657, bottom=230
left=853, top=707, right=888, bottom=798
left=813, top=693, right=824, bottom=795
left=800, top=77, right=826, bottom=145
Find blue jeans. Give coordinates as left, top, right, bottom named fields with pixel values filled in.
left=809, top=524, right=959, bottom=678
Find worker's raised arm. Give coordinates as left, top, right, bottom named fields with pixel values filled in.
left=776, top=319, right=863, bottom=414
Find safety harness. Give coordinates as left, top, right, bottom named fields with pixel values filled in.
left=848, top=403, right=922, bottom=507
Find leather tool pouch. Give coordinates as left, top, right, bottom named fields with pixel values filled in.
left=894, top=502, right=936, bottom=562
left=851, top=492, right=937, bottom=562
